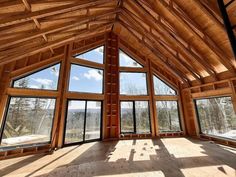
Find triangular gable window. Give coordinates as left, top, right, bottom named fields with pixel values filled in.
left=153, top=75, right=176, bottom=95
left=13, top=63, right=60, bottom=90
left=119, top=50, right=143, bottom=68
left=74, top=46, right=104, bottom=64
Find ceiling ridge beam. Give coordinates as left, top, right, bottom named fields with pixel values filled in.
left=0, top=0, right=115, bottom=27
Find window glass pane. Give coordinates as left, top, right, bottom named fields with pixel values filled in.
left=120, top=102, right=134, bottom=133
left=1, top=97, right=56, bottom=147
left=74, top=46, right=104, bottom=64
left=120, top=72, right=147, bottom=95
left=153, top=76, right=176, bottom=95
left=196, top=97, right=236, bottom=140
left=13, top=64, right=60, bottom=90
left=85, top=101, right=101, bottom=141
left=135, top=101, right=150, bottom=133
left=119, top=50, right=143, bottom=68
left=156, top=101, right=181, bottom=132
left=69, top=64, right=103, bottom=94
left=64, top=101, right=85, bottom=144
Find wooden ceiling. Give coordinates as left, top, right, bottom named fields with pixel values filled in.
left=0, top=0, right=235, bottom=87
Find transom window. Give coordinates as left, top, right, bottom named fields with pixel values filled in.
left=153, top=75, right=176, bottom=95
left=74, top=46, right=104, bottom=64
left=119, top=50, right=143, bottom=68
left=13, top=63, right=60, bottom=90
left=120, top=72, right=148, bottom=95
left=69, top=64, right=103, bottom=94
left=195, top=96, right=236, bottom=140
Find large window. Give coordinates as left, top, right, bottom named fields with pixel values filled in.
left=13, top=63, right=60, bottom=90
left=69, top=64, right=103, bottom=94
left=156, top=101, right=181, bottom=132
left=120, top=72, right=148, bottom=95
left=153, top=75, right=176, bottom=95
left=195, top=97, right=236, bottom=140
left=0, top=97, right=56, bottom=147
left=74, top=46, right=104, bottom=64
left=120, top=101, right=150, bottom=134
left=64, top=100, right=102, bottom=145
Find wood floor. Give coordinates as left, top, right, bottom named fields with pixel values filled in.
left=0, top=138, right=236, bottom=177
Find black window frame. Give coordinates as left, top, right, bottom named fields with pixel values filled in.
left=0, top=96, right=57, bottom=150
left=63, top=99, right=103, bottom=147
left=120, top=100, right=152, bottom=134
left=12, top=62, right=62, bottom=91
left=156, top=100, right=182, bottom=133
left=194, top=95, right=236, bottom=140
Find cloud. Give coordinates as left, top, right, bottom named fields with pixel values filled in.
left=84, top=69, right=102, bottom=81
left=72, top=76, right=80, bottom=81
left=32, top=78, right=53, bottom=86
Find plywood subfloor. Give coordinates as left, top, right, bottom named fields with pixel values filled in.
left=0, top=138, right=236, bottom=177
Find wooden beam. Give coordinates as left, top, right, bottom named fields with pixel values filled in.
left=144, top=0, right=236, bottom=73
left=120, top=10, right=197, bottom=82
left=6, top=88, right=59, bottom=97
left=0, top=9, right=120, bottom=50
left=0, top=0, right=115, bottom=27
left=0, top=22, right=114, bottom=65
left=118, top=20, right=190, bottom=85
left=132, top=0, right=217, bottom=78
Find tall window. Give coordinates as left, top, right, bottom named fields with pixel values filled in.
left=0, top=97, right=56, bottom=147
left=13, top=63, right=60, bottom=90
left=156, top=101, right=181, bottom=132
left=153, top=75, right=181, bottom=132
left=65, top=45, right=105, bottom=145
left=1, top=63, right=60, bottom=148
left=195, top=97, right=236, bottom=140
left=119, top=49, right=151, bottom=134
left=120, top=101, right=150, bottom=134
left=64, top=100, right=102, bottom=144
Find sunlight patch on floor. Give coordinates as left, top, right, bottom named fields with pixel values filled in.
left=108, top=139, right=160, bottom=162
left=94, top=171, right=165, bottom=177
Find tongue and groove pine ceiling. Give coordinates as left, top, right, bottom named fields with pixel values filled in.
left=0, top=0, right=235, bottom=87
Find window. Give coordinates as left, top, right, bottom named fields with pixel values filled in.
left=13, top=64, right=60, bottom=90
left=156, top=101, right=181, bottom=132
left=74, top=46, right=104, bottom=64
left=119, top=50, right=143, bottom=68
left=153, top=75, right=176, bottom=95
left=0, top=97, right=56, bottom=147
left=195, top=97, right=236, bottom=140
left=69, top=64, right=103, bottom=94
left=120, top=101, right=150, bottom=134
left=120, top=72, right=148, bottom=95
left=64, top=100, right=102, bottom=144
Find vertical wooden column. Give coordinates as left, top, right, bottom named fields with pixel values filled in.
left=229, top=79, right=236, bottom=113
left=104, top=33, right=119, bottom=139
left=181, top=89, right=198, bottom=136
